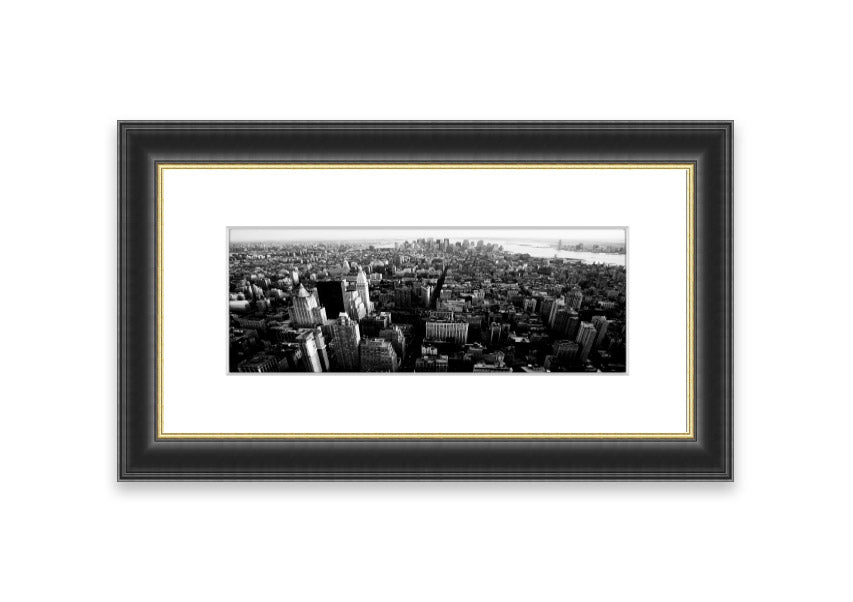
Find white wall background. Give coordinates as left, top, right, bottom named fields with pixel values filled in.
left=2, top=2, right=850, bottom=601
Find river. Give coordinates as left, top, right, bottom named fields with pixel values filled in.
left=500, top=242, right=625, bottom=267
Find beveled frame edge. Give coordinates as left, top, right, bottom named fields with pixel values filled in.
left=157, top=162, right=694, bottom=441
left=118, top=121, right=732, bottom=480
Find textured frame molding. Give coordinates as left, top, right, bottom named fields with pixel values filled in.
left=118, top=121, right=732, bottom=480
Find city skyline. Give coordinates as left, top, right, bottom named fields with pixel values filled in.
left=229, top=227, right=627, bottom=374
left=229, top=227, right=626, bottom=246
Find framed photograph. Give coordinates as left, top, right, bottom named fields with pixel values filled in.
left=119, top=121, right=732, bottom=480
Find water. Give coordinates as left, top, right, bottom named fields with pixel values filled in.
left=499, top=242, right=625, bottom=266
left=372, top=239, right=626, bottom=267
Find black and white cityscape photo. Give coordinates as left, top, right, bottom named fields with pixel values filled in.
left=229, top=228, right=626, bottom=373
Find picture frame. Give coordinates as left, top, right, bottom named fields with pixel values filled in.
left=118, top=121, right=732, bottom=480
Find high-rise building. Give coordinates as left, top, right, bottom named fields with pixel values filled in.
left=313, top=326, right=331, bottom=372
left=552, top=340, right=580, bottom=367
left=359, top=338, right=399, bottom=372
left=540, top=297, right=559, bottom=328
left=489, top=322, right=502, bottom=346
left=290, top=284, right=323, bottom=327
left=316, top=280, right=347, bottom=320
left=488, top=322, right=509, bottom=346
left=345, top=290, right=367, bottom=320
left=425, top=320, right=469, bottom=344
left=575, top=322, right=597, bottom=363
left=296, top=328, right=324, bottom=373
left=553, top=308, right=573, bottom=335
left=356, top=267, right=372, bottom=313
left=394, top=287, right=414, bottom=308
left=567, top=290, right=584, bottom=310
left=360, top=312, right=392, bottom=337
left=419, top=284, right=433, bottom=307
left=379, top=325, right=406, bottom=361
left=592, top=315, right=611, bottom=349
left=329, top=313, right=361, bottom=371
left=565, top=315, right=580, bottom=340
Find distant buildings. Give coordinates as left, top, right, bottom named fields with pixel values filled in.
left=229, top=235, right=627, bottom=373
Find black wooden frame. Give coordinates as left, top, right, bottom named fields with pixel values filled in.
left=118, top=121, right=732, bottom=480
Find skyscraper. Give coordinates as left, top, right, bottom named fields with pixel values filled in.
left=360, top=312, right=392, bottom=337
left=359, top=338, right=399, bottom=372
left=329, top=313, right=361, bottom=371
left=316, top=279, right=347, bottom=320
left=552, top=340, right=580, bottom=368
left=345, top=290, right=367, bottom=320
left=419, top=284, right=433, bottom=307
left=296, top=328, right=324, bottom=373
left=290, top=284, right=322, bottom=327
left=592, top=315, right=610, bottom=349
left=489, top=322, right=502, bottom=346
left=313, top=326, right=331, bottom=372
left=575, top=322, right=597, bottom=363
left=356, top=267, right=372, bottom=313
left=553, top=308, right=574, bottom=336
left=540, top=297, right=559, bottom=328
left=567, top=290, right=584, bottom=310
left=379, top=324, right=406, bottom=361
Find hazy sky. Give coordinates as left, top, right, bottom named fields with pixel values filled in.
left=229, top=227, right=625, bottom=244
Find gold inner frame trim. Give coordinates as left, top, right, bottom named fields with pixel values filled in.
left=156, top=163, right=696, bottom=440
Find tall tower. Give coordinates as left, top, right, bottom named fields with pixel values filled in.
left=316, top=279, right=347, bottom=319
left=379, top=324, right=406, bottom=361
left=290, top=284, right=322, bottom=327
left=575, top=322, right=597, bottom=363
left=329, top=313, right=361, bottom=371
left=592, top=315, right=610, bottom=349
left=356, top=267, right=372, bottom=313
left=296, top=329, right=323, bottom=373
left=313, top=326, right=331, bottom=372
